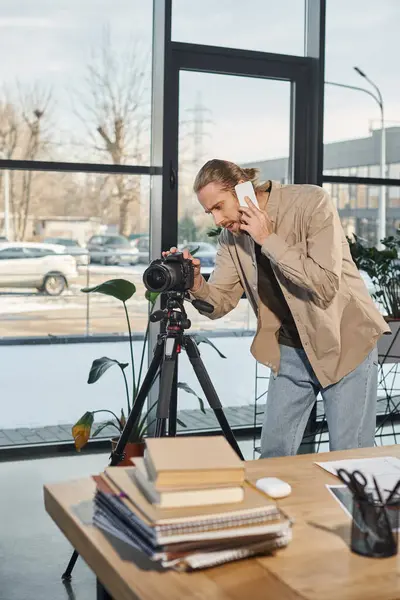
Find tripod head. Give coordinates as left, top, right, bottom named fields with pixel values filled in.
left=149, top=291, right=213, bottom=333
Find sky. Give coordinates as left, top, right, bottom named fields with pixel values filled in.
left=0, top=0, right=399, bottom=167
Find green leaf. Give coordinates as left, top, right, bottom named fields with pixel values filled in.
left=88, top=357, right=129, bottom=384
left=145, top=290, right=160, bottom=306
left=81, top=279, right=136, bottom=302
left=178, top=382, right=206, bottom=414
left=92, top=420, right=121, bottom=437
left=189, top=245, right=200, bottom=256
left=192, top=334, right=227, bottom=359
left=207, top=226, right=223, bottom=238
left=71, top=411, right=94, bottom=451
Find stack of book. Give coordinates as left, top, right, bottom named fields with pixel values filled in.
left=92, top=436, right=292, bottom=571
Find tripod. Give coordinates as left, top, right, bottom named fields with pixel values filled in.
left=62, top=291, right=243, bottom=581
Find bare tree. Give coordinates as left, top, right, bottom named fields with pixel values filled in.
left=74, top=29, right=150, bottom=236
left=0, top=84, right=52, bottom=240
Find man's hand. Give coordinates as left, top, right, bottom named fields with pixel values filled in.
left=162, top=246, right=202, bottom=292
left=238, top=196, right=273, bottom=246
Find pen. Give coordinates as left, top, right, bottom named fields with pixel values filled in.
left=386, top=479, right=400, bottom=505
left=372, top=476, right=394, bottom=545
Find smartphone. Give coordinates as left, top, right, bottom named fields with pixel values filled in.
left=234, top=181, right=259, bottom=209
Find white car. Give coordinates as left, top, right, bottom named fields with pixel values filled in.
left=0, top=242, right=79, bottom=296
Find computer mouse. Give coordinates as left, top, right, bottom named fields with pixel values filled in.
left=255, top=477, right=292, bottom=499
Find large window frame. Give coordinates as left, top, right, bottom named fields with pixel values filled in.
left=0, top=0, right=327, bottom=311
left=0, top=0, right=328, bottom=449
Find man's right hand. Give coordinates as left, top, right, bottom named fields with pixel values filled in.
left=162, top=246, right=202, bottom=292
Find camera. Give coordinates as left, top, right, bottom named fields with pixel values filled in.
left=143, top=252, right=195, bottom=293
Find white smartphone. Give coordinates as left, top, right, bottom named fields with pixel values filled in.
left=234, top=180, right=259, bottom=209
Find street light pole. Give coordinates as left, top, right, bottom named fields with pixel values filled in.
left=354, top=67, right=386, bottom=248
left=325, top=74, right=386, bottom=248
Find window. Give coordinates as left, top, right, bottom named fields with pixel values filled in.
left=324, top=183, right=395, bottom=245
left=0, top=169, right=150, bottom=338
left=24, top=247, right=56, bottom=258
left=324, top=0, right=400, bottom=172
left=0, top=1, right=153, bottom=165
left=105, top=236, right=130, bottom=246
left=172, top=0, right=305, bottom=56
left=89, top=236, right=102, bottom=245
left=137, top=237, right=149, bottom=251
left=0, top=247, right=26, bottom=259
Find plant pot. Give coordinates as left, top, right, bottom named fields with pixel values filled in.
left=378, top=318, right=400, bottom=364
left=111, top=437, right=145, bottom=466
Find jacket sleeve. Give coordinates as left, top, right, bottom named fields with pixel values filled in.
left=261, top=188, right=342, bottom=307
left=190, top=233, right=244, bottom=320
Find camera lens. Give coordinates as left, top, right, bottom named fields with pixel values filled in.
left=143, top=264, right=171, bottom=292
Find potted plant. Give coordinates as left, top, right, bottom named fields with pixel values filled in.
left=347, top=233, right=400, bottom=361
left=71, top=279, right=160, bottom=464
left=72, top=278, right=226, bottom=463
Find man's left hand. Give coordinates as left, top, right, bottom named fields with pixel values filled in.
left=238, top=196, right=273, bottom=246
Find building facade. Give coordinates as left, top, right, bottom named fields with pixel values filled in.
left=247, top=127, right=400, bottom=245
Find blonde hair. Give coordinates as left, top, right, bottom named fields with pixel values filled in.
left=193, top=159, right=267, bottom=194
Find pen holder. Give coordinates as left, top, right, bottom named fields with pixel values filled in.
left=351, top=497, right=399, bottom=558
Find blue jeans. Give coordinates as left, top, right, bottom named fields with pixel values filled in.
left=260, top=344, right=378, bottom=458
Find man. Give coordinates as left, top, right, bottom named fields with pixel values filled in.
left=165, top=159, right=390, bottom=457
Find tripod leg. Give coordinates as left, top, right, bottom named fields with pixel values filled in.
left=61, top=550, right=79, bottom=581
left=111, top=338, right=164, bottom=466
left=155, top=338, right=178, bottom=436
left=168, top=362, right=178, bottom=437
left=184, top=336, right=244, bottom=460
left=61, top=340, right=165, bottom=580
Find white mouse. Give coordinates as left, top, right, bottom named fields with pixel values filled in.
left=255, top=477, right=292, bottom=499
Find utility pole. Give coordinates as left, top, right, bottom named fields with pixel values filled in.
left=0, top=151, right=10, bottom=239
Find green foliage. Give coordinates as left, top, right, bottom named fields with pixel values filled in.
left=207, top=226, right=223, bottom=238
left=73, top=279, right=228, bottom=450
left=81, top=279, right=136, bottom=302
left=178, top=214, right=198, bottom=244
left=347, top=233, right=400, bottom=318
left=87, top=357, right=128, bottom=385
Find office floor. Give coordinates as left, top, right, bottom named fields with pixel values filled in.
left=0, top=440, right=257, bottom=600
left=0, top=452, right=110, bottom=600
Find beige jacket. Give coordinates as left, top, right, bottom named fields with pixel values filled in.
left=192, top=181, right=390, bottom=387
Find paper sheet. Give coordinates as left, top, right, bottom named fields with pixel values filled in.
left=315, top=456, right=400, bottom=493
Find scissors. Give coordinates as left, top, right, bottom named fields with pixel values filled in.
left=336, top=468, right=370, bottom=501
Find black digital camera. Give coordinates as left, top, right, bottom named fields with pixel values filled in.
left=143, top=252, right=195, bottom=294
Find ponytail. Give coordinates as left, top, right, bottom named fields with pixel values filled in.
left=193, top=159, right=266, bottom=193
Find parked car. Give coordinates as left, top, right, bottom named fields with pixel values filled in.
left=87, top=235, right=139, bottom=265
left=0, top=242, right=79, bottom=295
left=43, top=237, right=89, bottom=266
left=178, top=242, right=217, bottom=268
left=130, top=235, right=150, bottom=264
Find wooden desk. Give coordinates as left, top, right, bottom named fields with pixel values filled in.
left=44, top=446, right=400, bottom=600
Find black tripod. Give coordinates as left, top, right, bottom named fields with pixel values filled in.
left=62, top=291, right=243, bottom=582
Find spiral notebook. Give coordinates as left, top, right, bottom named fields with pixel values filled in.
left=92, top=473, right=292, bottom=571
left=94, top=502, right=292, bottom=571
left=102, top=467, right=281, bottom=532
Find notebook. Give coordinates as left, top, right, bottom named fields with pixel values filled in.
left=103, top=467, right=279, bottom=530
left=93, top=498, right=292, bottom=568
left=143, top=436, right=245, bottom=488
left=93, top=484, right=291, bottom=546
left=92, top=474, right=293, bottom=570
left=163, top=532, right=292, bottom=571
left=133, top=457, right=244, bottom=508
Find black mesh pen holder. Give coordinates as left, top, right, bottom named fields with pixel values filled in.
left=351, top=498, right=399, bottom=558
